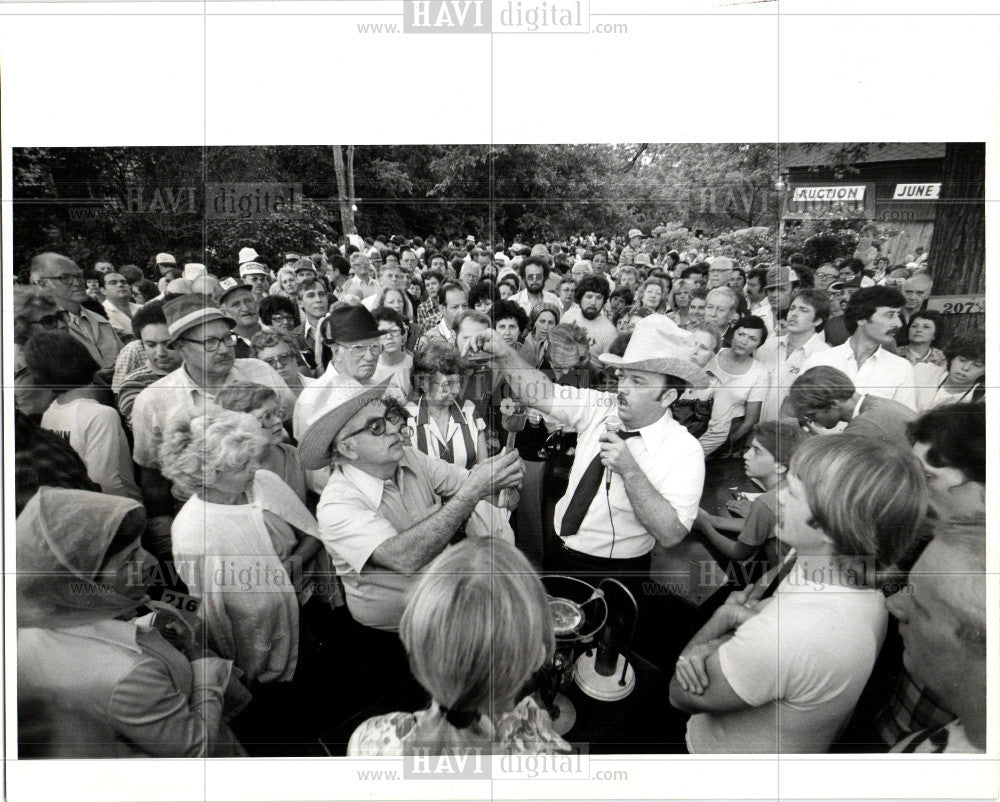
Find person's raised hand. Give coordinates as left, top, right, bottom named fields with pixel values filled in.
left=466, top=448, right=524, bottom=500
left=472, top=328, right=514, bottom=359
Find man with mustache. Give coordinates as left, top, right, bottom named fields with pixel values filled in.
left=560, top=275, right=617, bottom=366
left=473, top=314, right=708, bottom=599
left=801, top=286, right=915, bottom=409
left=511, top=256, right=563, bottom=318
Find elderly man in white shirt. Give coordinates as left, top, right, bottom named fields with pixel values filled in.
left=760, top=289, right=831, bottom=421
left=801, top=286, right=916, bottom=410
left=131, top=294, right=293, bottom=514
left=476, top=314, right=708, bottom=597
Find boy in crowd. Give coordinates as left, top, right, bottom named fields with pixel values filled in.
left=694, top=420, right=806, bottom=564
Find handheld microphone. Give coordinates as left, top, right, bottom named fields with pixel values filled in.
left=605, top=414, right=622, bottom=491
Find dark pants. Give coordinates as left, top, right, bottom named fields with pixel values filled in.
left=543, top=538, right=652, bottom=602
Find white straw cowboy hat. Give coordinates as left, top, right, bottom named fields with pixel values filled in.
left=599, top=314, right=710, bottom=388
left=298, top=378, right=393, bottom=470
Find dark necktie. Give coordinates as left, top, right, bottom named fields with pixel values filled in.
left=559, top=429, right=641, bottom=538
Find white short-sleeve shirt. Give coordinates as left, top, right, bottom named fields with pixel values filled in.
left=686, top=562, right=888, bottom=753
left=544, top=386, right=705, bottom=559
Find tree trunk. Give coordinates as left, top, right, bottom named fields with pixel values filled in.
left=332, top=145, right=357, bottom=237
left=927, top=142, right=985, bottom=339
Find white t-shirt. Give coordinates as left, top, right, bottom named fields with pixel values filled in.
left=41, top=397, right=141, bottom=501
left=560, top=306, right=618, bottom=362
left=705, top=354, right=770, bottom=430
left=686, top=563, right=888, bottom=753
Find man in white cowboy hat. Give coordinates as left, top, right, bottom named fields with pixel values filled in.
left=130, top=294, right=293, bottom=514
left=300, top=380, right=523, bottom=634
left=475, top=314, right=708, bottom=593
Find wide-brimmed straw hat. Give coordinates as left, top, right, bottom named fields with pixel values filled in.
left=599, top=314, right=710, bottom=388
left=298, top=378, right=392, bottom=470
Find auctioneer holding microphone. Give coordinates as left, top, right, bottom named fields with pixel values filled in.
left=473, top=314, right=709, bottom=599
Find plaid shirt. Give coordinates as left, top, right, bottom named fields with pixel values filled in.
left=416, top=299, right=443, bottom=328
left=15, top=411, right=101, bottom=515
left=876, top=668, right=956, bottom=746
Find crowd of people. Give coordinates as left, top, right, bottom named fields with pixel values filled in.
left=14, top=228, right=987, bottom=758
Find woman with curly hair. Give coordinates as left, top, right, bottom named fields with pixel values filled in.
left=408, top=341, right=487, bottom=469
left=635, top=276, right=671, bottom=314
left=160, top=408, right=321, bottom=684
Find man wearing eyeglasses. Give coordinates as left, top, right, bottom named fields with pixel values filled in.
left=293, top=305, right=389, bottom=494
left=130, top=294, right=294, bottom=515
left=30, top=253, right=123, bottom=369
left=300, top=381, right=522, bottom=636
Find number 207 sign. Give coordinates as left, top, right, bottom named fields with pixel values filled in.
left=926, top=294, right=986, bottom=315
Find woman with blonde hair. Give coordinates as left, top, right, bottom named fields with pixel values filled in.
left=160, top=408, right=321, bottom=685
left=348, top=538, right=570, bottom=755
left=671, top=434, right=927, bottom=754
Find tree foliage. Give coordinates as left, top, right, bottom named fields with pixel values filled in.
left=13, top=143, right=780, bottom=273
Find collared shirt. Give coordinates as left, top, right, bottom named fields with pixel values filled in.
left=510, top=288, right=564, bottom=319
left=102, top=299, right=140, bottom=337
left=112, top=340, right=147, bottom=394
left=131, top=358, right=294, bottom=468
left=416, top=298, right=444, bottom=328
left=801, top=340, right=916, bottom=409
left=17, top=617, right=236, bottom=758
left=760, top=331, right=830, bottom=421
left=545, top=386, right=704, bottom=559
left=338, top=275, right=380, bottom=301
left=416, top=318, right=456, bottom=352
left=68, top=306, right=123, bottom=369
left=316, top=447, right=468, bottom=630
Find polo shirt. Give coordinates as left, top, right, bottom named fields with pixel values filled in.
left=316, top=447, right=469, bottom=631
left=801, top=340, right=916, bottom=410
left=102, top=299, right=140, bottom=337
left=546, top=386, right=704, bottom=559
left=131, top=359, right=294, bottom=468
left=843, top=394, right=917, bottom=446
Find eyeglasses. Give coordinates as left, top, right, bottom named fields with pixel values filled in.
left=254, top=407, right=286, bottom=425
left=42, top=273, right=85, bottom=286
left=340, top=410, right=412, bottom=440
left=262, top=352, right=298, bottom=370
left=328, top=342, right=385, bottom=357
left=32, top=310, right=70, bottom=329
left=178, top=332, right=237, bottom=352
left=379, top=329, right=403, bottom=340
